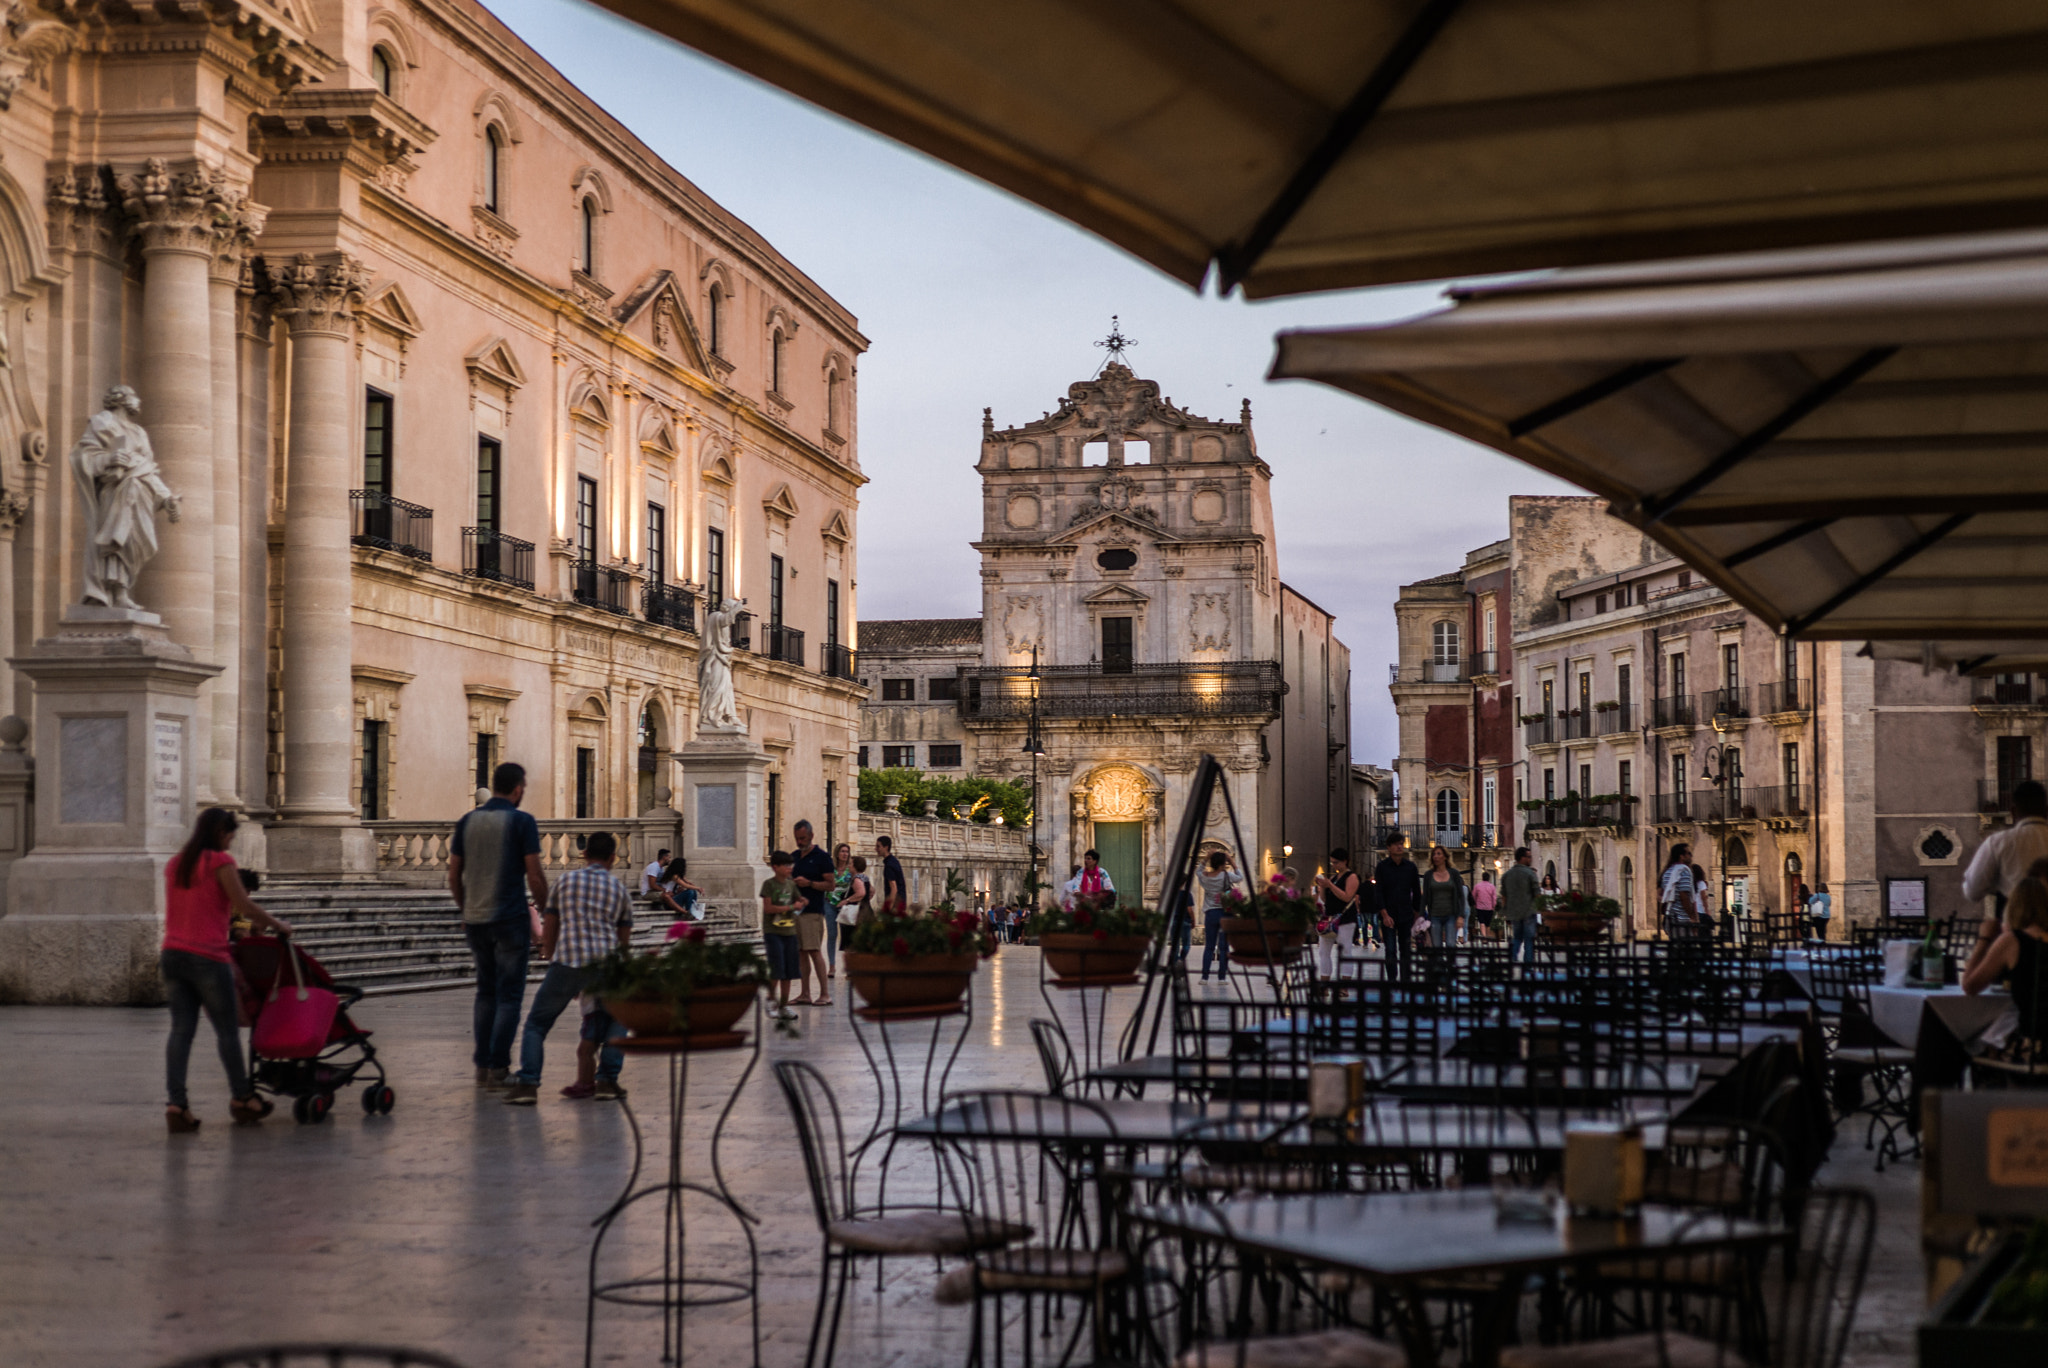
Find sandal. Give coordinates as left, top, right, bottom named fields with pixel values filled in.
left=166, top=1106, right=201, bottom=1135
left=814, top=996, right=833, bottom=1007
left=791, top=996, right=814, bottom=1006
left=230, top=1096, right=273, bottom=1126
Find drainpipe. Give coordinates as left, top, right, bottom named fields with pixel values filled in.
left=1649, top=622, right=1663, bottom=933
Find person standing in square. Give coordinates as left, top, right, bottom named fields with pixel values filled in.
left=450, top=763, right=547, bottom=1090
left=503, top=830, right=633, bottom=1105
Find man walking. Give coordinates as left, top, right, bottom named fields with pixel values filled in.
left=1373, top=835, right=1421, bottom=978
left=876, top=834, right=907, bottom=912
left=1498, top=847, right=1542, bottom=965
left=450, top=762, right=547, bottom=1089
left=504, top=830, right=634, bottom=1105
left=789, top=820, right=835, bottom=1006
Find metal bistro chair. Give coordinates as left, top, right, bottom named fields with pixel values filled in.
left=775, top=1060, right=1031, bottom=1368
left=1805, top=953, right=1916, bottom=1168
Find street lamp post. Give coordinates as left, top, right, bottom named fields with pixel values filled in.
left=1700, top=741, right=1744, bottom=939
left=1023, top=644, right=1045, bottom=906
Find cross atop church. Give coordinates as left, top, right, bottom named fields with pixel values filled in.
left=1095, top=315, right=1136, bottom=368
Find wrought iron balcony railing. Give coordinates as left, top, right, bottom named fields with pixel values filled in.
left=1524, top=716, right=1556, bottom=747
left=961, top=659, right=1283, bottom=722
left=1693, top=784, right=1806, bottom=822
left=1596, top=703, right=1635, bottom=735
left=1699, top=687, right=1752, bottom=724
left=762, top=623, right=805, bottom=667
left=570, top=559, right=631, bottom=615
left=1759, top=677, right=1814, bottom=714
left=1389, top=658, right=1473, bottom=684
left=1467, top=651, right=1500, bottom=677
left=462, top=527, right=534, bottom=590
left=642, top=582, right=697, bottom=633
left=1650, top=791, right=1692, bottom=824
left=1651, top=694, right=1698, bottom=729
left=1561, top=710, right=1597, bottom=740
left=351, top=490, right=433, bottom=561
left=1982, top=778, right=2030, bottom=813
left=820, top=642, right=858, bottom=681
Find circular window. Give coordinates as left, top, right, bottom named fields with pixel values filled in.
left=1096, top=548, right=1137, bottom=571
left=1920, top=829, right=1955, bottom=861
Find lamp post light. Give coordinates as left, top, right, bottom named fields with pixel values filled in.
left=1700, top=743, right=1744, bottom=938
left=1022, top=644, right=1045, bottom=904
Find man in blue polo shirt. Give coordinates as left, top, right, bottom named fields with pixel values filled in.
left=451, top=761, right=548, bottom=1089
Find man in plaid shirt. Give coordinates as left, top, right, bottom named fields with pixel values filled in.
left=503, top=830, right=634, bottom=1105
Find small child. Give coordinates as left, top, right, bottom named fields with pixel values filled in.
left=564, top=995, right=627, bottom=1101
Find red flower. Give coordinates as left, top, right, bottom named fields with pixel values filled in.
left=891, top=936, right=910, bottom=957
left=1075, top=909, right=1093, bottom=927
left=681, top=923, right=707, bottom=944
left=949, top=929, right=964, bottom=949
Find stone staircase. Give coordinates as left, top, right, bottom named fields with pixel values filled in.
left=259, top=884, right=754, bottom=996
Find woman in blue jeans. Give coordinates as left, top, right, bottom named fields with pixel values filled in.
left=162, top=808, right=293, bottom=1133
left=1197, top=850, right=1242, bottom=979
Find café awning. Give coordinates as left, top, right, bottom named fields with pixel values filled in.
left=592, top=0, right=2048, bottom=295
left=1268, top=228, right=2048, bottom=644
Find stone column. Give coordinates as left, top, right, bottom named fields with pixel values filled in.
left=266, top=253, right=375, bottom=877
left=207, top=207, right=260, bottom=811
left=0, top=492, right=27, bottom=710
left=236, top=272, right=275, bottom=818
left=120, top=159, right=232, bottom=803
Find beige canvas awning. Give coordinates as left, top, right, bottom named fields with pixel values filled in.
left=1269, top=228, right=2048, bottom=644
left=592, top=0, right=2048, bottom=295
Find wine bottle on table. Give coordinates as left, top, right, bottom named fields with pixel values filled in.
left=1918, top=921, right=1944, bottom=984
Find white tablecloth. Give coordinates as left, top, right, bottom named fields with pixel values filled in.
left=1867, top=985, right=2017, bottom=1050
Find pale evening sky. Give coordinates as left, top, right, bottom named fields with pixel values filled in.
left=482, top=0, right=1580, bottom=769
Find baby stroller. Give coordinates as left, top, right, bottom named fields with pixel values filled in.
left=232, top=934, right=393, bottom=1124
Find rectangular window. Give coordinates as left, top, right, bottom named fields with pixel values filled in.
left=1540, top=679, right=1554, bottom=716
left=1783, top=742, right=1801, bottom=803
left=1783, top=636, right=1799, bottom=682
left=882, top=745, right=916, bottom=768
left=769, top=554, right=785, bottom=628
left=1102, top=616, right=1133, bottom=674
left=1617, top=663, right=1632, bottom=713
left=1677, top=570, right=1692, bottom=590
left=646, top=503, right=666, bottom=584
left=706, top=527, right=725, bottom=605
left=927, top=676, right=960, bottom=702
left=825, top=779, right=837, bottom=849
left=1998, top=735, right=2032, bottom=798
left=1578, top=764, right=1592, bottom=798
left=575, top=747, right=595, bottom=819
left=857, top=746, right=869, bottom=769
left=575, top=477, right=598, bottom=563
left=1482, top=776, right=1496, bottom=833
left=928, top=744, right=963, bottom=769
left=1484, top=606, right=1497, bottom=652
left=1669, top=654, right=1686, bottom=698
left=1672, top=754, right=1689, bottom=812
left=474, top=732, right=497, bottom=794
left=363, top=390, right=394, bottom=495
left=1723, top=642, right=1741, bottom=691
left=360, top=719, right=386, bottom=820
left=881, top=678, right=916, bottom=702
left=826, top=579, right=841, bottom=648
left=1543, top=768, right=1556, bottom=800
left=1578, top=672, right=1592, bottom=720
left=475, top=437, right=501, bottom=532
left=1618, top=760, right=1633, bottom=797
left=1595, top=594, right=1608, bottom=615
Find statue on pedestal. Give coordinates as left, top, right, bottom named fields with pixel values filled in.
left=696, top=597, right=747, bottom=735
left=69, top=386, right=179, bottom=611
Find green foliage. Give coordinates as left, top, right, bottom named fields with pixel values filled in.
left=587, top=931, right=770, bottom=1001
left=857, top=767, right=1032, bottom=828
left=1026, top=892, right=1162, bottom=939
left=1540, top=888, right=1624, bottom=920
left=847, top=904, right=999, bottom=958
left=1985, top=1222, right=2048, bottom=1329
left=1220, top=873, right=1320, bottom=933
left=927, top=866, right=973, bottom=913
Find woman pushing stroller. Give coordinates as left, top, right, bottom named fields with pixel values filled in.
left=163, top=807, right=293, bottom=1134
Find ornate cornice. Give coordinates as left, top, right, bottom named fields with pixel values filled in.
left=43, top=0, right=331, bottom=93
left=44, top=163, right=120, bottom=257
left=263, top=251, right=367, bottom=337
left=0, top=1, right=76, bottom=108
left=249, top=87, right=439, bottom=188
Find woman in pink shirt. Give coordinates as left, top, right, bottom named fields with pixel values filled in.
left=162, top=807, right=292, bottom=1134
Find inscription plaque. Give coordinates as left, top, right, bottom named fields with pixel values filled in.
left=59, top=716, right=126, bottom=824
left=696, top=783, right=736, bottom=849
left=151, top=718, right=184, bottom=827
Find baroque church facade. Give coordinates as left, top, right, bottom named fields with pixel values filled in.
left=865, top=361, right=1351, bottom=906
left=0, top=0, right=864, bottom=986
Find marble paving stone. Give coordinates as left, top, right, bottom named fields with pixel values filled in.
left=0, top=949, right=1919, bottom=1367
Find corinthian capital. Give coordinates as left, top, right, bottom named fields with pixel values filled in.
left=117, top=158, right=251, bottom=257
left=264, top=252, right=368, bottom=336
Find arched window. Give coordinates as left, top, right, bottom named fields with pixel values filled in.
left=371, top=46, right=395, bottom=96
left=826, top=367, right=842, bottom=433
left=707, top=284, right=724, bottom=356
left=1726, top=837, right=1750, bottom=867
left=1432, top=619, right=1461, bottom=664
left=1434, top=788, right=1462, bottom=834
left=578, top=198, right=596, bottom=276
left=770, top=328, right=785, bottom=394
left=483, top=126, right=503, bottom=213
left=1578, top=844, right=1597, bottom=893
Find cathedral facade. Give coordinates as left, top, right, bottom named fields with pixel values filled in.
left=946, top=361, right=1351, bottom=904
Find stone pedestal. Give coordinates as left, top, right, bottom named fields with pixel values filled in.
left=0, top=608, right=221, bottom=1003
left=677, top=732, right=772, bottom=903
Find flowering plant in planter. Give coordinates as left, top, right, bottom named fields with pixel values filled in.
left=1539, top=888, right=1624, bottom=920
left=589, top=929, right=772, bottom=1036
left=1222, top=873, right=1320, bottom=933
left=1025, top=893, right=1161, bottom=940
left=846, top=902, right=999, bottom=959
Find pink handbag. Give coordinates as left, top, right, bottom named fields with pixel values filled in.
left=253, top=942, right=339, bottom=1060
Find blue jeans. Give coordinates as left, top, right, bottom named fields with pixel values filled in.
left=1430, top=915, right=1460, bottom=950
left=825, top=913, right=840, bottom=968
left=467, top=919, right=531, bottom=1070
left=1200, top=910, right=1230, bottom=977
left=515, top=961, right=620, bottom=1084
left=1509, top=917, right=1538, bottom=963
left=162, top=950, right=250, bottom=1108
left=1168, top=914, right=1192, bottom=963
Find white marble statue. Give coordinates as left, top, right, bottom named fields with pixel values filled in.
left=696, top=597, right=746, bottom=734
left=69, top=386, right=180, bottom=611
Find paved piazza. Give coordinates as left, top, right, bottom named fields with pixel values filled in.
left=2, top=950, right=1919, bottom=1367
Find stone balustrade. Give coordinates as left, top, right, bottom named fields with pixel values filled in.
left=851, top=809, right=1034, bottom=908
left=366, top=814, right=683, bottom=887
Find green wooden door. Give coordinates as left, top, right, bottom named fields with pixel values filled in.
left=1093, top=822, right=1143, bottom=908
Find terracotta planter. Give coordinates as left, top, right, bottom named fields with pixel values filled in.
left=1539, top=911, right=1612, bottom=943
left=1039, top=932, right=1150, bottom=984
left=1220, top=917, right=1306, bottom=962
left=843, top=950, right=978, bottom=1013
left=604, top=981, right=761, bottom=1038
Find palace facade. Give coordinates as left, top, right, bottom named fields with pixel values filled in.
left=0, top=0, right=866, bottom=887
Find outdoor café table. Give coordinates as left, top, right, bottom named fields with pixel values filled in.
left=1130, top=1189, right=1779, bottom=1368
left=1268, top=1102, right=1674, bottom=1166
left=1083, top=1053, right=1410, bottom=1097
left=1866, top=984, right=2018, bottom=1132
left=896, top=1095, right=1304, bottom=1149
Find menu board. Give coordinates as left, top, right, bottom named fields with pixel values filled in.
left=1885, top=877, right=1927, bottom=919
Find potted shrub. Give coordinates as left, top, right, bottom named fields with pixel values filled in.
left=1923, top=1224, right=2048, bottom=1366
left=1028, top=893, right=1161, bottom=984
left=591, top=926, right=770, bottom=1044
left=844, top=868, right=998, bottom=1014
left=1538, top=888, right=1623, bottom=942
left=1219, top=874, right=1317, bottom=963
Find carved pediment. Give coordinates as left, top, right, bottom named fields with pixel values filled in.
left=762, top=482, right=799, bottom=521
left=1050, top=509, right=1174, bottom=545
left=821, top=509, right=851, bottom=545
left=614, top=269, right=712, bottom=375
left=1082, top=582, right=1149, bottom=607
left=464, top=334, right=526, bottom=407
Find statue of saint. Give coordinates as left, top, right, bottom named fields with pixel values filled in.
left=70, top=386, right=180, bottom=611
left=696, top=597, right=746, bottom=734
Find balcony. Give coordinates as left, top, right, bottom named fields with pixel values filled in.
left=820, top=642, right=858, bottom=682
left=351, top=490, right=432, bottom=561
left=1389, top=658, right=1471, bottom=685
left=643, top=582, right=697, bottom=633
left=1650, top=791, right=1692, bottom=825
left=1693, top=784, right=1807, bottom=823
left=1596, top=703, right=1635, bottom=736
left=462, top=527, right=534, bottom=590
left=1467, top=651, right=1500, bottom=679
left=962, top=659, right=1283, bottom=722
left=1699, top=687, right=1753, bottom=727
left=1651, top=695, right=1698, bottom=730
left=761, top=623, right=806, bottom=667
left=1562, top=710, right=1597, bottom=741
left=1981, top=778, right=2029, bottom=813
left=570, top=559, right=631, bottom=615
left=1524, top=715, right=1557, bottom=747
left=1759, top=677, right=1814, bottom=715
